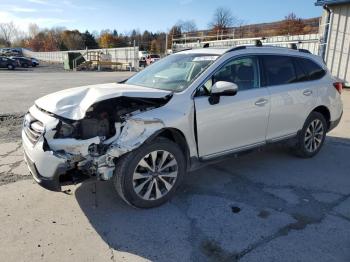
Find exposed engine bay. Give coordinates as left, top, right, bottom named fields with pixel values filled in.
left=56, top=96, right=170, bottom=140
left=40, top=95, right=171, bottom=183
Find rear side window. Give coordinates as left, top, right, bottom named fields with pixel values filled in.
left=262, top=56, right=297, bottom=86
left=295, top=58, right=326, bottom=80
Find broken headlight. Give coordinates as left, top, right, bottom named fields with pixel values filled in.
left=55, top=121, right=76, bottom=138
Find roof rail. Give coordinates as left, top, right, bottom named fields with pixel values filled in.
left=174, top=48, right=192, bottom=53
left=226, top=45, right=247, bottom=53
left=298, top=49, right=311, bottom=54
left=225, top=39, right=312, bottom=54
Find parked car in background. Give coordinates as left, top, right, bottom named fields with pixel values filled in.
left=138, top=51, right=149, bottom=60
left=138, top=51, right=149, bottom=67
left=31, top=58, right=39, bottom=67
left=146, top=54, right=160, bottom=65
left=139, top=57, right=147, bottom=67
left=0, top=56, right=16, bottom=70
left=0, top=48, right=21, bottom=56
left=10, top=57, right=33, bottom=68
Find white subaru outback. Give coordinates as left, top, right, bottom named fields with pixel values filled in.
left=22, top=46, right=343, bottom=208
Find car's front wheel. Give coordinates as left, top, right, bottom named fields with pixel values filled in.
left=7, top=64, right=14, bottom=70
left=293, top=112, right=327, bottom=158
left=113, top=137, right=186, bottom=208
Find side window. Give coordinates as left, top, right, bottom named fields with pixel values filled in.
left=262, top=56, right=297, bottom=86
left=298, top=58, right=326, bottom=80
left=211, top=56, right=259, bottom=91
left=293, top=58, right=308, bottom=82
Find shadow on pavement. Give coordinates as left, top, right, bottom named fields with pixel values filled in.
left=74, top=136, right=350, bottom=261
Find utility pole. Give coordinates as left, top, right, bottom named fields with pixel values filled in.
left=165, top=33, right=168, bottom=55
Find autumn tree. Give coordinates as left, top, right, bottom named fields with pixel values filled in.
left=61, top=30, right=84, bottom=50
left=99, top=32, right=116, bottom=48
left=278, top=13, right=306, bottom=35
left=150, top=39, right=158, bottom=53
left=168, top=25, right=182, bottom=49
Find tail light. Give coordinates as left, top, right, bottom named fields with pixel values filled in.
left=333, top=82, right=343, bottom=94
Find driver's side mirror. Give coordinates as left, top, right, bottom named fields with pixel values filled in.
left=209, top=81, right=238, bottom=105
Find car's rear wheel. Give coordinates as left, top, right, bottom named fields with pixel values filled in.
left=293, top=112, right=327, bottom=158
left=23, top=63, right=28, bottom=68
left=113, top=137, right=186, bottom=208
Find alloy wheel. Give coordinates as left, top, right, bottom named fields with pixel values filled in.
left=132, top=150, right=178, bottom=201
left=304, top=119, right=324, bottom=153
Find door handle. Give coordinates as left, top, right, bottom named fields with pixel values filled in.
left=303, top=89, right=313, bottom=96
left=255, top=98, right=268, bottom=106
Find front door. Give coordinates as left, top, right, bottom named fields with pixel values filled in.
left=194, top=56, right=270, bottom=158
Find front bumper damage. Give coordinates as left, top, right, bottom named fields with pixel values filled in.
left=22, top=113, right=165, bottom=191
left=22, top=132, right=68, bottom=191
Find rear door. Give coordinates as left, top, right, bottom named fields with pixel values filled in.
left=262, top=55, right=318, bottom=140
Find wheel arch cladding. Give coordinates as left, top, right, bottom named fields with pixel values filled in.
left=312, top=105, right=330, bottom=129
left=151, top=128, right=191, bottom=171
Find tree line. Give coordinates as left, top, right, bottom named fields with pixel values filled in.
left=0, top=7, right=316, bottom=53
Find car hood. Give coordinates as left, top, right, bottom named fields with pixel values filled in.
left=35, top=83, right=171, bottom=120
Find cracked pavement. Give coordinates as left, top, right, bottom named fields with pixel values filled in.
left=0, top=70, right=349, bottom=261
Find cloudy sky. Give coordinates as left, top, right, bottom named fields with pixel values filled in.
left=0, top=0, right=322, bottom=33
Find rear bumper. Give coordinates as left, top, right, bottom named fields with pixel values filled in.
left=328, top=111, right=343, bottom=132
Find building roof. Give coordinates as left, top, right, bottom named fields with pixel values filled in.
left=315, top=0, right=350, bottom=6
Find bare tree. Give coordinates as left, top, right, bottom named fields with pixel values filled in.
left=209, top=7, right=237, bottom=31
left=176, top=20, right=197, bottom=33
left=0, top=22, right=18, bottom=47
left=28, top=23, right=40, bottom=39
left=277, top=13, right=305, bottom=35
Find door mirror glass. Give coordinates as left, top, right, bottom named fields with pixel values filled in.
left=211, top=81, right=238, bottom=96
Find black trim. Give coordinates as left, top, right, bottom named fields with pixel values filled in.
left=328, top=112, right=343, bottom=132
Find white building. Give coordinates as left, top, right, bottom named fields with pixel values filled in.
left=316, top=0, right=350, bottom=85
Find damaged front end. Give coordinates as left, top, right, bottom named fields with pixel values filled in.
left=22, top=95, right=170, bottom=191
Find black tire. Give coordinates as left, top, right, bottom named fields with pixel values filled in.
left=113, top=137, right=186, bottom=208
left=23, top=63, right=28, bottom=68
left=293, top=112, right=327, bottom=158
left=7, top=64, right=14, bottom=70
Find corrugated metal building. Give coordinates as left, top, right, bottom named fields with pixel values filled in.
left=316, top=0, right=350, bottom=85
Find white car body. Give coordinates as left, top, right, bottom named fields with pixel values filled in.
left=22, top=46, right=343, bottom=199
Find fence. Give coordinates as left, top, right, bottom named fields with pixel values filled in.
left=22, top=46, right=139, bottom=68
left=172, top=34, right=321, bottom=55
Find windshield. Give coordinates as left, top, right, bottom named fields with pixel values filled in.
left=126, top=53, right=218, bottom=92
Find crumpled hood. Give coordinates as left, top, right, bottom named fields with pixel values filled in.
left=35, top=83, right=171, bottom=120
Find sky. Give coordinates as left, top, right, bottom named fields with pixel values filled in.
left=0, top=0, right=323, bottom=34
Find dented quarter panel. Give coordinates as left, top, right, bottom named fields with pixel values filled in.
left=108, top=93, right=198, bottom=158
